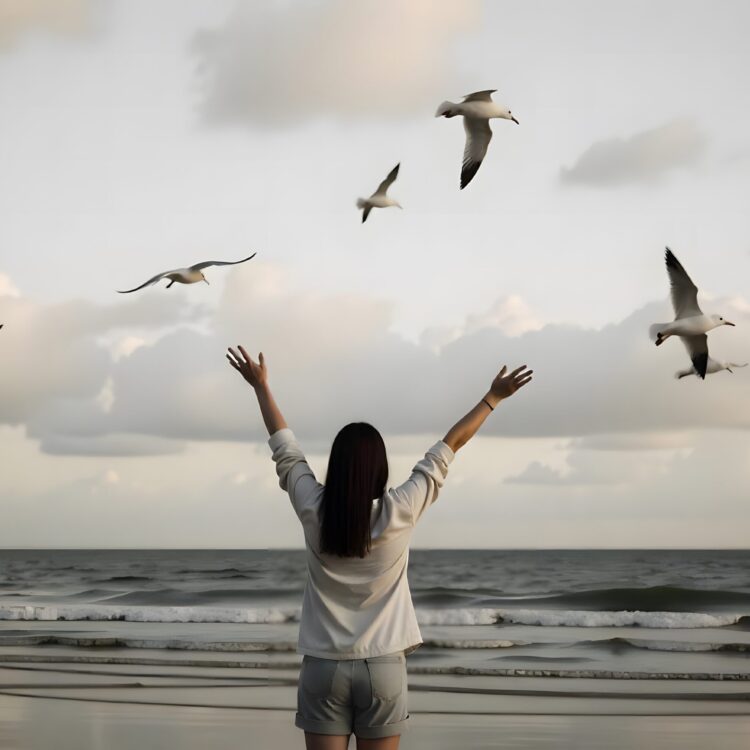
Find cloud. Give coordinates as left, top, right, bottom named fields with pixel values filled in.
left=570, top=432, right=693, bottom=452
left=0, top=281, right=202, bottom=430
left=560, top=119, right=708, bottom=186
left=506, top=460, right=565, bottom=485
left=3, top=263, right=750, bottom=456
left=421, top=295, right=542, bottom=351
left=38, top=433, right=186, bottom=457
left=0, top=0, right=91, bottom=50
left=0, top=273, right=20, bottom=298
left=506, top=442, right=672, bottom=487
left=192, top=0, right=480, bottom=127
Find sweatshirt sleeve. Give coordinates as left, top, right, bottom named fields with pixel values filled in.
left=391, top=440, right=455, bottom=525
left=267, top=428, right=321, bottom=518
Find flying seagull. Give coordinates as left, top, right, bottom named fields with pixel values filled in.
left=435, top=90, right=519, bottom=189
left=649, top=247, right=735, bottom=379
left=676, top=358, right=747, bottom=379
left=356, top=163, right=401, bottom=223
left=117, top=253, right=257, bottom=294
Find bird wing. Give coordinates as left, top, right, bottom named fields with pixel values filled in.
left=681, top=334, right=709, bottom=379
left=665, top=247, right=702, bottom=319
left=373, top=163, right=400, bottom=196
left=462, top=89, right=497, bottom=102
left=461, top=118, right=493, bottom=189
left=117, top=270, right=172, bottom=294
left=362, top=205, right=372, bottom=223
left=191, top=253, right=257, bottom=271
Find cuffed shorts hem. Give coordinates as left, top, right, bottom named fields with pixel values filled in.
left=294, top=713, right=409, bottom=738
left=354, top=715, right=409, bottom=738
left=294, top=714, right=349, bottom=735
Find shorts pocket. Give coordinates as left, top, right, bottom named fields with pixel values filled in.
left=300, top=657, right=340, bottom=698
left=366, top=656, right=405, bottom=701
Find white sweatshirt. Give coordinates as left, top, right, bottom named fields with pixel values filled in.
left=268, top=428, right=454, bottom=659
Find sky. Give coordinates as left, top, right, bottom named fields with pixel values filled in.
left=1, top=0, right=749, bottom=548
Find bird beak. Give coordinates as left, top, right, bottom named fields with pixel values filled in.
left=203, top=278, right=210, bottom=285
left=728, top=367, right=734, bottom=373
left=725, top=321, right=735, bottom=326
left=511, top=116, right=519, bottom=125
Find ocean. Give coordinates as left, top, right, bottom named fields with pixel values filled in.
left=2, top=548, right=750, bottom=680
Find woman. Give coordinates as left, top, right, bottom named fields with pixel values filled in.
left=226, top=345, right=532, bottom=750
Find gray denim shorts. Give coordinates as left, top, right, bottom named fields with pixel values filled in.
left=295, top=651, right=408, bottom=738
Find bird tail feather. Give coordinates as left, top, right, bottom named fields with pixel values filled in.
left=356, top=198, right=367, bottom=209
left=649, top=323, right=667, bottom=342
left=435, top=100, right=457, bottom=117
left=675, top=368, right=692, bottom=380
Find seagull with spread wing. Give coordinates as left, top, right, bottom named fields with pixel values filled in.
left=435, top=90, right=519, bottom=189
left=117, top=253, right=257, bottom=294
left=650, top=247, right=735, bottom=379
left=356, top=163, right=402, bottom=223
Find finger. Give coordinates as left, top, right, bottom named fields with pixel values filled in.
left=227, top=347, right=242, bottom=366
left=514, top=369, right=533, bottom=381
left=510, top=365, right=527, bottom=378
left=516, top=375, right=533, bottom=388
left=237, top=345, right=253, bottom=365
left=258, top=351, right=265, bottom=368
left=225, top=354, right=241, bottom=371
left=497, top=365, right=507, bottom=378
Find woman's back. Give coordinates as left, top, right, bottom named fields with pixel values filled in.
left=269, top=428, right=454, bottom=658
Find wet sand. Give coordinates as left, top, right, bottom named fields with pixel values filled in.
left=1, top=643, right=750, bottom=749
left=3, top=693, right=750, bottom=749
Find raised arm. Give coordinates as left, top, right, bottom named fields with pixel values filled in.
left=226, top=346, right=287, bottom=436
left=443, top=365, right=532, bottom=453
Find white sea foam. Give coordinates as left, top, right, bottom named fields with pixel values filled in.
left=415, top=608, right=501, bottom=626
left=415, top=608, right=743, bottom=629
left=422, top=638, right=524, bottom=649
left=500, top=609, right=743, bottom=629
left=0, top=604, right=743, bottom=629
left=0, top=604, right=301, bottom=624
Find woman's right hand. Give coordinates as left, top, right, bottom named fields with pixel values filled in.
left=487, top=364, right=533, bottom=405
left=226, top=346, right=268, bottom=390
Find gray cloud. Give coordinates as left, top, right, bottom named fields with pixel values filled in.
left=0, top=288, right=202, bottom=428
left=505, top=439, right=675, bottom=486
left=38, top=433, right=186, bottom=457
left=570, top=432, right=693, bottom=451
left=4, top=262, right=750, bottom=455
left=192, top=0, right=479, bottom=127
left=560, top=119, right=707, bottom=186
left=0, top=0, right=91, bottom=50
left=506, top=460, right=565, bottom=485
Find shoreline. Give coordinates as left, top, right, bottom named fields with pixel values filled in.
left=2, top=640, right=750, bottom=748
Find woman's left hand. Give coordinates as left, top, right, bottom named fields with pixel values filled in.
left=226, top=346, right=268, bottom=390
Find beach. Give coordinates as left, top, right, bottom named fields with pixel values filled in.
left=2, top=549, right=750, bottom=748
left=1, top=640, right=750, bottom=749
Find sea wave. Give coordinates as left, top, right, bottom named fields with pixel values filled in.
left=97, top=587, right=303, bottom=605
left=411, top=585, right=750, bottom=613
left=1, top=603, right=746, bottom=629
left=589, top=636, right=750, bottom=653
left=2, top=630, right=748, bottom=657
left=415, top=607, right=746, bottom=628
left=0, top=604, right=301, bottom=624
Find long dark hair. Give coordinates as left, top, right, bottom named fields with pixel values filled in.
left=320, top=422, right=388, bottom=558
